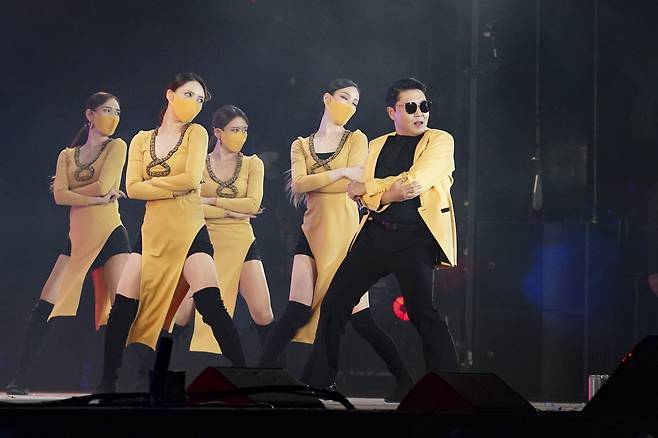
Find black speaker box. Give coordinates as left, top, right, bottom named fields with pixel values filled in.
left=186, top=367, right=325, bottom=408
left=583, top=335, right=658, bottom=415
left=397, top=372, right=537, bottom=415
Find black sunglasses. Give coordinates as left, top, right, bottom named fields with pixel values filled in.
left=397, top=100, right=432, bottom=114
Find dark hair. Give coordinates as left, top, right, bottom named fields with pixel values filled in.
left=325, top=78, right=359, bottom=95
left=69, top=91, right=120, bottom=148
left=212, top=105, right=249, bottom=129
left=210, top=105, right=249, bottom=150
left=159, top=72, right=212, bottom=123
left=385, top=77, right=427, bottom=108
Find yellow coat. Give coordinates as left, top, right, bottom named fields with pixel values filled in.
left=125, top=124, right=208, bottom=349
left=291, top=130, right=368, bottom=343
left=49, top=139, right=127, bottom=329
left=361, top=129, right=457, bottom=267
left=190, top=154, right=265, bottom=354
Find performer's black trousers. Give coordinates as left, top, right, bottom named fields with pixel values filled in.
left=302, top=221, right=458, bottom=387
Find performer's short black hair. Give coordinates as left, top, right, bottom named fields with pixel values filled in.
left=386, top=78, right=427, bottom=108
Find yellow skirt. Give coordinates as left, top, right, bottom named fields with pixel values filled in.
left=127, top=194, right=205, bottom=349
left=50, top=202, right=122, bottom=330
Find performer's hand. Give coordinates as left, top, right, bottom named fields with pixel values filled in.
left=386, top=178, right=422, bottom=202
left=649, top=273, right=658, bottom=297
left=109, top=189, right=126, bottom=201
left=401, top=180, right=423, bottom=200
left=225, top=210, right=257, bottom=219
left=342, top=166, right=364, bottom=182
left=347, top=181, right=366, bottom=200
left=201, top=196, right=216, bottom=205
left=88, top=190, right=121, bottom=205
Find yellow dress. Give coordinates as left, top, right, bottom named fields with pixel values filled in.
left=125, top=123, right=208, bottom=349
left=50, top=139, right=127, bottom=330
left=290, top=130, right=368, bottom=343
left=190, top=153, right=265, bottom=354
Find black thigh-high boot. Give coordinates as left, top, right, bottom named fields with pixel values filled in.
left=96, top=294, right=139, bottom=393
left=350, top=308, right=414, bottom=402
left=258, top=301, right=311, bottom=367
left=255, top=321, right=274, bottom=347
left=192, top=287, right=246, bottom=367
left=6, top=300, right=54, bottom=395
left=169, top=323, right=190, bottom=369
left=132, top=342, right=156, bottom=392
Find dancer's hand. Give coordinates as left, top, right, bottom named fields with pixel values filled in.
left=109, top=189, right=126, bottom=201
left=347, top=181, right=366, bottom=200
left=201, top=196, right=216, bottom=205
left=88, top=190, right=123, bottom=205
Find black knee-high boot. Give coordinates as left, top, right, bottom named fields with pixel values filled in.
left=132, top=343, right=156, bottom=392
left=351, top=309, right=414, bottom=402
left=258, top=301, right=311, bottom=367
left=96, top=294, right=139, bottom=393
left=192, top=287, right=246, bottom=367
left=169, top=324, right=190, bottom=368
left=6, top=300, right=54, bottom=395
left=255, top=321, right=274, bottom=347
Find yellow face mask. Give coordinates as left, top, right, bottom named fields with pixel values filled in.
left=221, top=131, right=248, bottom=153
left=326, top=96, right=356, bottom=126
left=170, top=93, right=202, bottom=123
left=92, top=112, right=119, bottom=136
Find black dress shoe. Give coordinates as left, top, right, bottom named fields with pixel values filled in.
left=94, top=379, right=117, bottom=394
left=6, top=380, right=29, bottom=396
left=384, top=379, right=414, bottom=403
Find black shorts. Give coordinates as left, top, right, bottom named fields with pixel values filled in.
left=133, top=226, right=214, bottom=258
left=294, top=229, right=314, bottom=259
left=244, top=239, right=261, bottom=262
left=60, top=225, right=131, bottom=269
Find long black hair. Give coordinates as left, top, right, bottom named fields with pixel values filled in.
left=325, top=78, right=360, bottom=95
left=159, top=72, right=212, bottom=124
left=68, top=92, right=120, bottom=148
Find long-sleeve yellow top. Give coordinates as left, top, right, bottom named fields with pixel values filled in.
left=202, top=154, right=265, bottom=224
left=52, top=139, right=127, bottom=205
left=125, top=124, right=208, bottom=201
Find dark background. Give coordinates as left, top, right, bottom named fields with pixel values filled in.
left=0, top=0, right=656, bottom=401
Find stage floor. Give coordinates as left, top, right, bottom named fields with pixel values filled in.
left=1, top=392, right=654, bottom=438
left=0, top=391, right=585, bottom=412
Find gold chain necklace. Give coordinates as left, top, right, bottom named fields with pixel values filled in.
left=73, top=139, right=111, bottom=182
left=206, top=153, right=243, bottom=198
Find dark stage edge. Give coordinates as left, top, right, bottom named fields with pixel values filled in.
left=0, top=394, right=656, bottom=437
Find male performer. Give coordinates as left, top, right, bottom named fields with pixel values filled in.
left=302, top=78, right=459, bottom=400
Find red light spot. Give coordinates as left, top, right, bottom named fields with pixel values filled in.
left=393, top=296, right=410, bottom=321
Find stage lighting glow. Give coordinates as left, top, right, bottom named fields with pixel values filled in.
left=392, top=296, right=409, bottom=321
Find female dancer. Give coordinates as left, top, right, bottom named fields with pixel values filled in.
left=7, top=92, right=130, bottom=395
left=96, top=73, right=245, bottom=392
left=259, top=78, right=412, bottom=399
left=173, top=104, right=274, bottom=354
